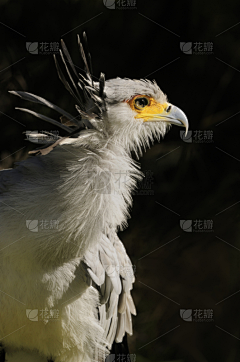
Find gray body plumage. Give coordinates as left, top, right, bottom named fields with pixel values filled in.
left=0, top=34, right=188, bottom=362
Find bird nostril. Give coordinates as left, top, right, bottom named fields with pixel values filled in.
left=166, top=105, right=172, bottom=113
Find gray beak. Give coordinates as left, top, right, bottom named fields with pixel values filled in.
left=145, top=103, right=189, bottom=136
left=166, top=105, right=189, bottom=136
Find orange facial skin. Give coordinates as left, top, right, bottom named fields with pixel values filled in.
left=127, top=95, right=169, bottom=122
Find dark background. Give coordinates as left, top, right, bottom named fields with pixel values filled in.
left=0, top=0, right=240, bottom=361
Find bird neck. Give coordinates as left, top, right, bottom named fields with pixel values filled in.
left=41, top=133, right=142, bottom=263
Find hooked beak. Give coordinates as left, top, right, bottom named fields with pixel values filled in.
left=143, top=103, right=189, bottom=136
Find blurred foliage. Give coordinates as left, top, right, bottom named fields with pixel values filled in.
left=1, top=0, right=240, bottom=361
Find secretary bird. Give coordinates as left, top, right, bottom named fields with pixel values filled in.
left=0, top=33, right=188, bottom=362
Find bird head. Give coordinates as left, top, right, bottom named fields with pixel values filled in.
left=10, top=33, right=188, bottom=157
left=103, top=77, right=188, bottom=154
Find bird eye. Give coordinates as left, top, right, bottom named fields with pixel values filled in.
left=134, top=97, right=150, bottom=110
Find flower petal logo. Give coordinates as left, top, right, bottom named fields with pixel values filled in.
left=180, top=220, right=192, bottom=232
left=26, top=42, right=39, bottom=55
left=90, top=170, right=111, bottom=194
left=180, top=130, right=192, bottom=143
left=105, top=354, right=116, bottom=362
left=180, top=42, right=192, bottom=55
left=180, top=309, right=192, bottom=322
left=26, top=309, right=39, bottom=322
left=26, top=220, right=39, bottom=233
left=103, top=0, right=115, bottom=9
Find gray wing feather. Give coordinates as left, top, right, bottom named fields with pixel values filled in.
left=83, top=231, right=136, bottom=350
left=0, top=157, right=45, bottom=193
